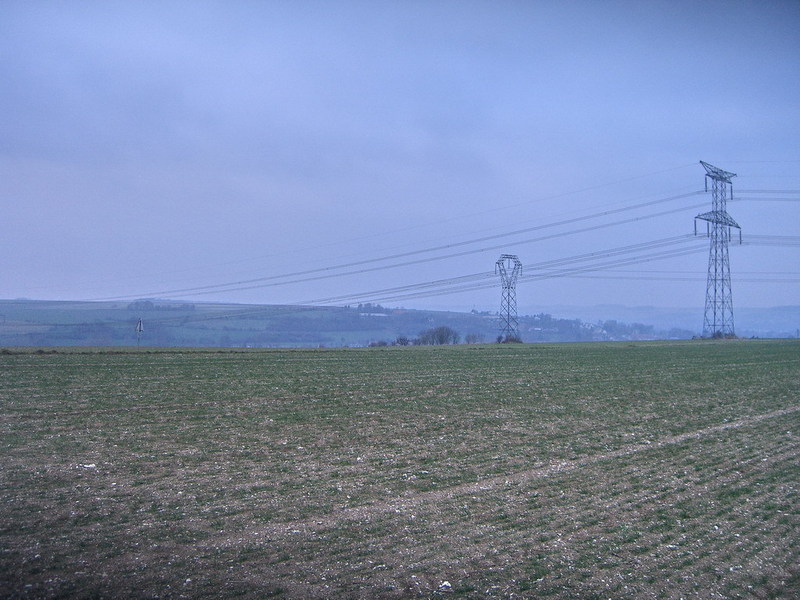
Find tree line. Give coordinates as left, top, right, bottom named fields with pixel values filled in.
left=370, top=326, right=486, bottom=347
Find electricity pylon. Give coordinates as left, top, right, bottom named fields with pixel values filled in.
left=695, top=161, right=740, bottom=338
left=496, top=254, right=522, bottom=341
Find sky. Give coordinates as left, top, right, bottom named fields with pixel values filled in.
left=1, top=0, right=799, bottom=314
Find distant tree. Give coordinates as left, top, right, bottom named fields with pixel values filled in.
left=395, top=335, right=411, bottom=346
left=358, top=303, right=387, bottom=314
left=667, top=327, right=694, bottom=339
left=419, top=326, right=460, bottom=345
left=465, top=333, right=484, bottom=344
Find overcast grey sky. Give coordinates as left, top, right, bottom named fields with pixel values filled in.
left=1, top=0, right=798, bottom=313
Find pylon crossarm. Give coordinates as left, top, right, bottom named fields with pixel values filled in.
left=695, top=211, right=741, bottom=228
left=700, top=161, right=736, bottom=183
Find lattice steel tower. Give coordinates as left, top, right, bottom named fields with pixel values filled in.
left=695, top=161, right=740, bottom=338
left=496, top=254, right=522, bottom=341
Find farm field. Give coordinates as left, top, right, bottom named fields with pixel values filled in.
left=1, top=340, right=798, bottom=599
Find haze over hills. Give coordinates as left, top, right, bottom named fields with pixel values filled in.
left=414, top=301, right=800, bottom=340
left=528, top=304, right=800, bottom=340
left=1, top=299, right=796, bottom=348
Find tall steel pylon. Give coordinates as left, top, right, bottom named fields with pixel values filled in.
left=496, top=254, right=522, bottom=341
left=695, top=161, right=741, bottom=338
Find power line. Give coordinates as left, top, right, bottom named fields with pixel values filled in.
left=742, top=234, right=800, bottom=246
left=300, top=236, right=707, bottom=307
left=198, top=204, right=709, bottom=299
left=736, top=189, right=800, bottom=194
left=10, top=164, right=796, bottom=332
left=7, top=234, right=792, bottom=332
left=26, top=165, right=701, bottom=300
left=734, top=197, right=800, bottom=202
left=108, top=200, right=710, bottom=301
left=569, top=274, right=800, bottom=283
left=86, top=191, right=706, bottom=301
left=175, top=231, right=794, bottom=309
left=48, top=229, right=793, bottom=326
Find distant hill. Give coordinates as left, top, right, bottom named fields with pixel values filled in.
left=1, top=299, right=794, bottom=348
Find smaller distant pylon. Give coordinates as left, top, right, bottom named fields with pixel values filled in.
left=496, top=254, right=522, bottom=341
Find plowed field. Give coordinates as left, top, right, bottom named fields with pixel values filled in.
left=1, top=340, right=798, bottom=598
